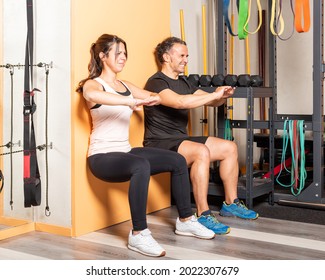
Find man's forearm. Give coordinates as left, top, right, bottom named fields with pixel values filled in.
left=205, top=98, right=227, bottom=107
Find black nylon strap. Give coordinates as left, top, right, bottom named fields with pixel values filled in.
left=23, top=0, right=41, bottom=207
left=0, top=170, right=4, bottom=193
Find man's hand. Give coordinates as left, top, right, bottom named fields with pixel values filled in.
left=204, top=86, right=235, bottom=107
left=214, top=86, right=235, bottom=99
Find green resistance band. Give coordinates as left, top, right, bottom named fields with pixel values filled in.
left=238, top=0, right=249, bottom=39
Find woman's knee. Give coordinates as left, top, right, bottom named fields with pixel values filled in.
left=131, top=158, right=151, bottom=176
left=172, top=153, right=187, bottom=167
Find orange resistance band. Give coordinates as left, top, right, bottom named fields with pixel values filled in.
left=294, top=0, right=311, bottom=33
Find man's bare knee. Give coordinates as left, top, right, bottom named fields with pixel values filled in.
left=228, top=141, right=238, bottom=157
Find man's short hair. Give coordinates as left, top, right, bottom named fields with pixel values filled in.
left=155, top=37, right=187, bottom=64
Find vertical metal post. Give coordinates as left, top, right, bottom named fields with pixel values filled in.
left=268, top=0, right=277, bottom=115
left=246, top=88, right=254, bottom=208
left=310, top=0, right=324, bottom=201
left=269, top=93, right=275, bottom=204
left=296, top=0, right=324, bottom=203
left=216, top=0, right=227, bottom=138
left=268, top=0, right=276, bottom=205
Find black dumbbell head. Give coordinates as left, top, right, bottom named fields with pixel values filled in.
left=237, top=74, right=252, bottom=87
left=211, top=74, right=225, bottom=86
left=187, top=74, right=200, bottom=87
left=224, top=74, right=238, bottom=87
left=199, top=75, right=212, bottom=87
left=251, top=75, right=263, bottom=87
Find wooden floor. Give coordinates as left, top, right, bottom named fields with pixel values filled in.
left=1, top=206, right=325, bottom=260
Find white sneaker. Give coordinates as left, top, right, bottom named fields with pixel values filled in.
left=128, top=228, right=166, bottom=257
left=175, top=215, right=215, bottom=239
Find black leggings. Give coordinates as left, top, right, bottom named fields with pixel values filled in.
left=88, top=147, right=192, bottom=231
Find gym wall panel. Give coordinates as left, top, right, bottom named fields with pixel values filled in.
left=170, top=0, right=212, bottom=138
left=1, top=0, right=71, bottom=229
left=71, top=0, right=171, bottom=237
left=277, top=2, right=313, bottom=115
left=0, top=0, right=3, bottom=218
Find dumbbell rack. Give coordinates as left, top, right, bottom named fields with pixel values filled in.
left=213, top=0, right=325, bottom=209
left=206, top=86, right=275, bottom=208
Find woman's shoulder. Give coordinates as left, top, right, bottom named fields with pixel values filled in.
left=84, top=78, right=104, bottom=91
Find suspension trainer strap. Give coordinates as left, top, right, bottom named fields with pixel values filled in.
left=0, top=170, right=3, bottom=193
left=23, top=0, right=41, bottom=207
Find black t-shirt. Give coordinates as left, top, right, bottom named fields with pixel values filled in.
left=143, top=72, right=197, bottom=143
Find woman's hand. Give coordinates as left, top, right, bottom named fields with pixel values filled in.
left=129, top=95, right=161, bottom=111
left=144, top=95, right=161, bottom=106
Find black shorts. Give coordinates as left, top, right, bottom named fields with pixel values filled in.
left=143, top=136, right=208, bottom=152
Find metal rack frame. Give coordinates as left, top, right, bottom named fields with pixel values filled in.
left=212, top=0, right=325, bottom=208
left=272, top=0, right=325, bottom=205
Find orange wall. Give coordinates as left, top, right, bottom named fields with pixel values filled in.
left=71, top=0, right=171, bottom=236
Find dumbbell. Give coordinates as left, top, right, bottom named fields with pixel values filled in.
left=224, top=74, right=238, bottom=87
left=251, top=75, right=263, bottom=87
left=237, top=74, right=263, bottom=87
left=211, top=74, right=225, bottom=86
left=237, top=74, right=252, bottom=87
left=187, top=74, right=200, bottom=87
left=199, top=75, right=212, bottom=87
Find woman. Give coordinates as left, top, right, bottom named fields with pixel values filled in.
left=76, top=34, right=215, bottom=258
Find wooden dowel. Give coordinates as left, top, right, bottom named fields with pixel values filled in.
left=180, top=9, right=192, bottom=136
left=202, top=4, right=208, bottom=136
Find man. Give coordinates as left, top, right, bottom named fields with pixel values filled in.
left=143, top=37, right=258, bottom=235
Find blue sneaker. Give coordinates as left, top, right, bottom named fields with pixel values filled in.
left=220, top=199, right=259, bottom=220
left=196, top=213, right=230, bottom=235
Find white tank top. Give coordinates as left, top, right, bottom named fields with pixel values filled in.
left=87, top=77, right=133, bottom=156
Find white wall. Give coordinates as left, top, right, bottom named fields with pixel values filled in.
left=170, top=0, right=216, bottom=137
left=170, top=0, right=210, bottom=75
left=1, top=0, right=71, bottom=227
left=277, top=1, right=313, bottom=115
